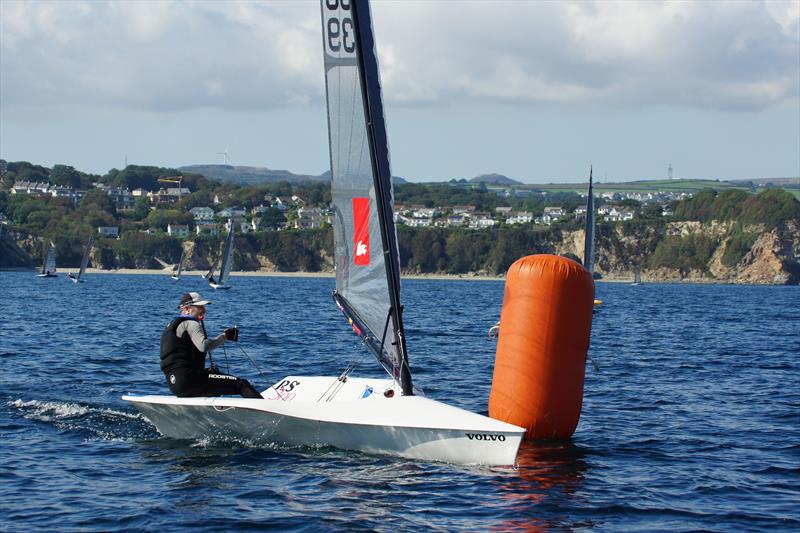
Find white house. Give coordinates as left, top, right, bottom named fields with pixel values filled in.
left=543, top=206, right=565, bottom=218
left=195, top=221, right=219, bottom=236
left=295, top=207, right=329, bottom=229
left=165, top=187, right=191, bottom=197
left=469, top=213, right=496, bottom=229
left=167, top=224, right=190, bottom=238
left=217, top=207, right=247, bottom=219
left=190, top=207, right=215, bottom=221
left=406, top=216, right=433, bottom=227
left=506, top=211, right=533, bottom=225
left=413, top=207, right=440, bottom=218
left=452, top=205, right=477, bottom=215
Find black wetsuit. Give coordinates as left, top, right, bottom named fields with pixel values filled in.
left=159, top=317, right=262, bottom=398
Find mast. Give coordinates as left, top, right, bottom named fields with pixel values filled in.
left=350, top=0, right=412, bottom=396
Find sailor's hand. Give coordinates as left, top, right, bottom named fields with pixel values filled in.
left=224, top=327, right=240, bottom=342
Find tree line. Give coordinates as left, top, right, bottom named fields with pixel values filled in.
left=1, top=160, right=798, bottom=275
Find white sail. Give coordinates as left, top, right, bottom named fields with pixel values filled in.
left=42, top=242, right=57, bottom=275
left=322, top=0, right=411, bottom=392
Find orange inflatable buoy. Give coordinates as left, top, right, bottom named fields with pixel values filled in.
left=488, top=254, right=594, bottom=439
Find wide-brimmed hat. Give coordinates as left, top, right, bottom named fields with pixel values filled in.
left=178, top=292, right=212, bottom=308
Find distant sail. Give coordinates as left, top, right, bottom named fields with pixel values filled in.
left=43, top=242, right=56, bottom=274
left=217, top=223, right=234, bottom=286
left=204, top=257, right=218, bottom=282
left=321, top=0, right=412, bottom=393
left=77, top=237, right=93, bottom=281
left=173, top=249, right=185, bottom=280
left=583, top=167, right=595, bottom=273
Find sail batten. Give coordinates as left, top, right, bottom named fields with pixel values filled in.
left=321, top=0, right=412, bottom=395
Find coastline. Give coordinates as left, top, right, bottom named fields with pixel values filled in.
left=20, top=267, right=508, bottom=282
left=1, top=266, right=756, bottom=284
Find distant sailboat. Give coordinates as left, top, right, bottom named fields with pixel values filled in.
left=202, top=257, right=219, bottom=282
left=208, top=222, right=234, bottom=290
left=36, top=242, right=58, bottom=277
left=583, top=167, right=602, bottom=306
left=171, top=249, right=186, bottom=281
left=632, top=265, right=642, bottom=286
left=67, top=237, right=93, bottom=283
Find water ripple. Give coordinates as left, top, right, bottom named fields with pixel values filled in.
left=1, top=273, right=798, bottom=531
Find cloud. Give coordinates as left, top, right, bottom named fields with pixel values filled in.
left=1, top=0, right=797, bottom=114
left=371, top=1, right=800, bottom=111
left=0, top=1, right=322, bottom=112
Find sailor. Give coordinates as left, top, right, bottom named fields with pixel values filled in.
left=160, top=292, right=263, bottom=399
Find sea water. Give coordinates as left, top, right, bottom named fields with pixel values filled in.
left=1, top=272, right=798, bottom=531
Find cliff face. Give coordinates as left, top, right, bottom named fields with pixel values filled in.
left=0, top=229, right=36, bottom=268
left=560, top=220, right=800, bottom=284
left=4, top=220, right=799, bottom=284
left=733, top=221, right=800, bottom=284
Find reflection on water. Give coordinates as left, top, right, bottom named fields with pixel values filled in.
left=488, top=441, right=592, bottom=532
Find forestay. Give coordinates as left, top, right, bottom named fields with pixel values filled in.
left=320, top=0, right=412, bottom=394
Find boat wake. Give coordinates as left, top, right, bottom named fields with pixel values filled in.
left=8, top=398, right=158, bottom=441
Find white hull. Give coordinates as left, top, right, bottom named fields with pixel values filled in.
left=36, top=274, right=57, bottom=278
left=123, top=376, right=524, bottom=465
left=209, top=283, right=231, bottom=290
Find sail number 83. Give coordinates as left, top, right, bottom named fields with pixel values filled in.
left=325, top=0, right=355, bottom=54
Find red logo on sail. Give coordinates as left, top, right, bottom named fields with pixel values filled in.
left=352, top=198, right=370, bottom=266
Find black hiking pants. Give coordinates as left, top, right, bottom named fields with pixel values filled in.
left=165, top=368, right=263, bottom=399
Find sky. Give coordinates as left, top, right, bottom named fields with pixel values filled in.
left=1, top=0, right=798, bottom=184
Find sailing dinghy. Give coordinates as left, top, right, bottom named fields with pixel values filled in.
left=632, top=265, right=642, bottom=286
left=123, top=0, right=524, bottom=465
left=208, top=223, right=234, bottom=290
left=36, top=242, right=58, bottom=277
left=67, top=237, right=92, bottom=283
left=171, top=249, right=186, bottom=281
